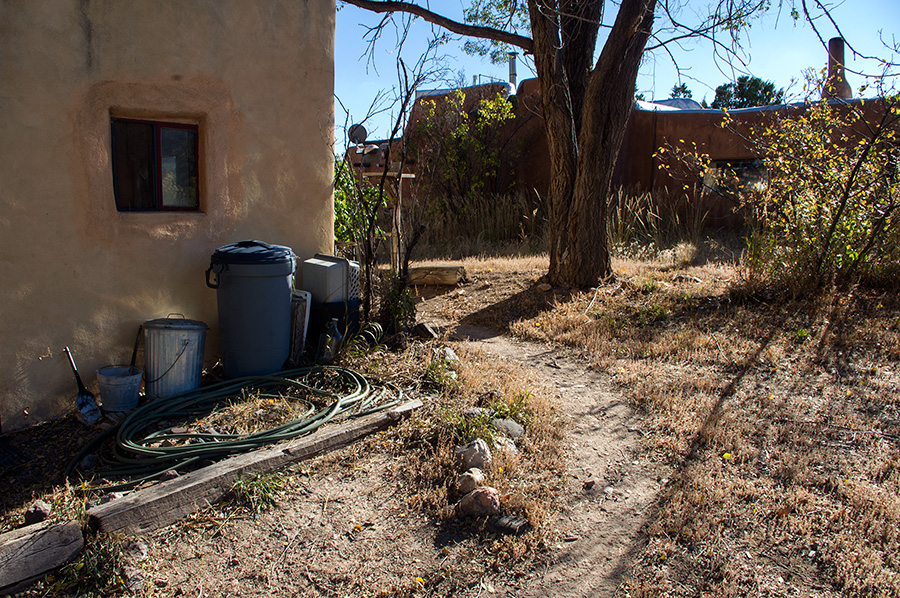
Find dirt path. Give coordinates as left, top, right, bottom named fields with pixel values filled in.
left=451, top=325, right=667, bottom=597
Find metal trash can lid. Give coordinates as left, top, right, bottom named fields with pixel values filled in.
left=211, top=240, right=296, bottom=265
left=143, top=316, right=208, bottom=330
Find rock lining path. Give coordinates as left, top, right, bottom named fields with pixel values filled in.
left=453, top=326, right=668, bottom=597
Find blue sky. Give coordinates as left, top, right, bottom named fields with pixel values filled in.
left=334, top=1, right=899, bottom=146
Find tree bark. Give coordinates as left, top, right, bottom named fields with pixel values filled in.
left=535, top=0, right=657, bottom=287
left=341, top=0, right=658, bottom=288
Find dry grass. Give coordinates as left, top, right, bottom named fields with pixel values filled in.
left=345, top=339, right=566, bottom=539
left=5, top=337, right=566, bottom=597
left=417, top=247, right=900, bottom=596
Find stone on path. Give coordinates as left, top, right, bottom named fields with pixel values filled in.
left=456, top=468, right=485, bottom=495
left=455, top=439, right=492, bottom=470
left=456, top=487, right=501, bottom=518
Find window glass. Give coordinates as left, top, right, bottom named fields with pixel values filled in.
left=160, top=126, right=199, bottom=208
left=704, top=160, right=768, bottom=198
left=111, top=118, right=199, bottom=211
left=111, top=120, right=156, bottom=211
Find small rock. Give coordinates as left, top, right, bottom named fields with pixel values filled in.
left=493, top=436, right=518, bottom=456
left=583, top=480, right=596, bottom=491
left=603, top=485, right=614, bottom=495
left=170, top=427, right=190, bottom=435
left=100, top=492, right=124, bottom=504
left=456, top=468, right=486, bottom=495
left=24, top=500, right=52, bottom=525
left=536, top=283, right=552, bottom=292
left=456, top=487, right=501, bottom=518
left=123, top=566, right=145, bottom=592
left=488, top=515, right=530, bottom=536
left=455, top=439, right=492, bottom=470
left=442, top=347, right=459, bottom=363
left=128, top=541, right=150, bottom=562
left=414, top=322, right=439, bottom=340
left=491, top=417, right=525, bottom=439
left=159, top=470, right=179, bottom=482
left=80, top=453, right=98, bottom=470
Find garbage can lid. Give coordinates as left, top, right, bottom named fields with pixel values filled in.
left=143, top=316, right=209, bottom=330
left=211, top=240, right=296, bottom=265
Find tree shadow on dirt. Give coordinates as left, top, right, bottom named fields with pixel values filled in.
left=454, top=286, right=576, bottom=333
left=612, top=288, right=898, bottom=590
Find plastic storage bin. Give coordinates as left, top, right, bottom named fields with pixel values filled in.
left=206, top=240, right=295, bottom=378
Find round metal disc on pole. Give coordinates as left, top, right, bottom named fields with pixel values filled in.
left=348, top=124, right=367, bottom=145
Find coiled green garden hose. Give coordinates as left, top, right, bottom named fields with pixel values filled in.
left=66, top=365, right=402, bottom=490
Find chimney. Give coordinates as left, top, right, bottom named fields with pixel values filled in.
left=823, top=37, right=852, bottom=100
left=508, top=51, right=518, bottom=90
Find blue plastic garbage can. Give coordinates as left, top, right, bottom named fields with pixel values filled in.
left=206, top=240, right=296, bottom=378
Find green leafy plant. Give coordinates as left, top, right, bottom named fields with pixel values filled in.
left=421, top=351, right=459, bottom=393
left=443, top=408, right=496, bottom=445
left=333, top=158, right=384, bottom=253
left=229, top=472, right=283, bottom=514
left=746, top=82, right=900, bottom=291
left=377, top=271, right=417, bottom=335
left=489, top=391, right=535, bottom=428
left=410, top=89, right=517, bottom=208
left=667, top=75, right=900, bottom=293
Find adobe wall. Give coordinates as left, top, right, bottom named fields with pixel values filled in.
left=0, top=0, right=335, bottom=432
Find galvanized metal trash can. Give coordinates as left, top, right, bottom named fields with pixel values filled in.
left=143, top=316, right=208, bottom=400
left=206, top=240, right=296, bottom=378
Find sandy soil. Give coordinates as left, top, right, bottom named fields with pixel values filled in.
left=122, top=286, right=662, bottom=597
left=449, top=326, right=668, bottom=597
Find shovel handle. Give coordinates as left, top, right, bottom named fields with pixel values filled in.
left=64, top=346, right=77, bottom=374
left=63, top=346, right=88, bottom=392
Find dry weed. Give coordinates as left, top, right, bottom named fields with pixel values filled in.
left=418, top=249, right=900, bottom=596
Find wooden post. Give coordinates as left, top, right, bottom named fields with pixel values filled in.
left=87, top=400, right=422, bottom=535
left=0, top=521, right=84, bottom=594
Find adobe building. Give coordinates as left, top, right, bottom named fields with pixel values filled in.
left=1, top=0, right=336, bottom=432
left=368, top=38, right=877, bottom=231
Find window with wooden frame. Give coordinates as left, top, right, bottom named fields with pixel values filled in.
left=111, top=118, right=200, bottom=211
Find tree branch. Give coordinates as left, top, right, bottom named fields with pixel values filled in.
left=340, top=0, right=535, bottom=53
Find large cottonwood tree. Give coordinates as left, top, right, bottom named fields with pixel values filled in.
left=339, top=0, right=845, bottom=287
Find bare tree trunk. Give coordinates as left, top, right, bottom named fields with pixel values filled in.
left=532, top=0, right=656, bottom=288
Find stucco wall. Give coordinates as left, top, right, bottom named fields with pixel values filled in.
left=0, top=0, right=335, bottom=432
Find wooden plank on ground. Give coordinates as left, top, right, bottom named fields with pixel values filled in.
left=87, top=400, right=422, bottom=535
left=0, top=520, right=83, bottom=594
left=408, top=266, right=468, bottom=286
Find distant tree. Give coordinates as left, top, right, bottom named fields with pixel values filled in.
left=670, top=83, right=692, bottom=98
left=711, top=75, right=784, bottom=109
left=340, top=0, right=890, bottom=287
left=410, top=89, right=516, bottom=203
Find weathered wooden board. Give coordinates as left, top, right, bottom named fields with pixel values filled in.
left=87, top=400, right=422, bottom=535
left=0, top=520, right=83, bottom=594
left=408, top=266, right=468, bottom=286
